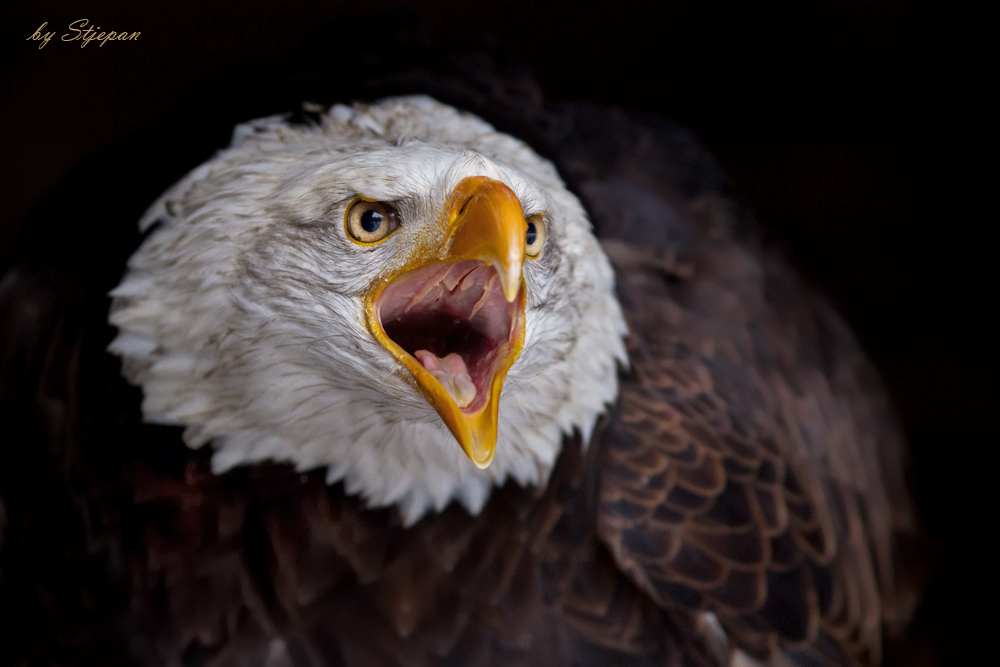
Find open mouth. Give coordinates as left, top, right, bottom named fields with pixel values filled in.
left=374, top=260, right=523, bottom=413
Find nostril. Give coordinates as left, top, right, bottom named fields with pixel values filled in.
left=458, top=193, right=474, bottom=217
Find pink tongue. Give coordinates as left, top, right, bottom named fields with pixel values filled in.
left=414, top=350, right=477, bottom=409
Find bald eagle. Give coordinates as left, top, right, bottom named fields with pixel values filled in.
left=0, top=95, right=919, bottom=666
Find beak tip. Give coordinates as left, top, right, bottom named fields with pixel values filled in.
left=499, top=266, right=522, bottom=303
left=463, top=433, right=497, bottom=469
left=461, top=444, right=495, bottom=469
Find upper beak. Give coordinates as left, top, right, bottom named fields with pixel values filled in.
left=365, top=176, right=528, bottom=468
left=445, top=176, right=526, bottom=303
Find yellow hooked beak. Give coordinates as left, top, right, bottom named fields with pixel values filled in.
left=444, top=177, right=526, bottom=303
left=365, top=176, right=528, bottom=468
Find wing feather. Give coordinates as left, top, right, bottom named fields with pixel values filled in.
left=555, top=108, right=920, bottom=665
left=463, top=96, right=920, bottom=665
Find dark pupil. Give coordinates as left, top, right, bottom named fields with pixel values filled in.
left=526, top=221, right=537, bottom=245
left=360, top=209, right=383, bottom=233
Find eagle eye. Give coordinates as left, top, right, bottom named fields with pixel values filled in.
left=346, top=200, right=400, bottom=245
left=525, top=214, right=546, bottom=258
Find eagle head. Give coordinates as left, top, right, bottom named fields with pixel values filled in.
left=109, top=96, right=627, bottom=524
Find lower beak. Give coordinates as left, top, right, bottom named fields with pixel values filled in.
left=365, top=176, right=528, bottom=468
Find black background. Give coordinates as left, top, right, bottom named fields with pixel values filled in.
left=1, top=2, right=992, bottom=665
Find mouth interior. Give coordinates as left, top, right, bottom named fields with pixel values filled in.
left=377, top=260, right=520, bottom=413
